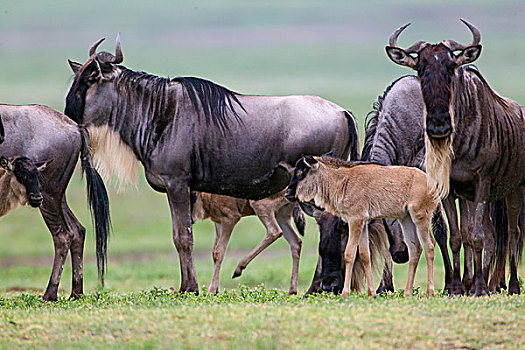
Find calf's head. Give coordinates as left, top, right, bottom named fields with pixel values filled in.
left=284, top=156, right=319, bottom=202
left=0, top=156, right=51, bottom=207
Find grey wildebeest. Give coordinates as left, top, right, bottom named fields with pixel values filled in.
left=285, top=156, right=444, bottom=297
left=0, top=156, right=50, bottom=213
left=0, top=104, right=110, bottom=301
left=386, top=19, right=525, bottom=295
left=64, top=36, right=359, bottom=294
left=191, top=190, right=305, bottom=294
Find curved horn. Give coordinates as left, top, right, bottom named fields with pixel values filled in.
left=460, top=18, right=481, bottom=46
left=89, top=38, right=105, bottom=56
left=113, top=33, right=123, bottom=64
left=389, top=23, right=411, bottom=47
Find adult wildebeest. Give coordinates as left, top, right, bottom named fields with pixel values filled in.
left=285, top=156, right=444, bottom=297
left=0, top=104, right=110, bottom=301
left=386, top=19, right=525, bottom=295
left=0, top=115, right=4, bottom=143
left=191, top=190, right=305, bottom=294
left=65, top=36, right=359, bottom=294
left=0, top=156, right=50, bottom=213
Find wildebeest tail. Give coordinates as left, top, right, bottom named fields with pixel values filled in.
left=350, top=220, right=389, bottom=292
left=79, top=125, right=111, bottom=286
left=0, top=114, right=4, bottom=143
left=292, top=202, right=306, bottom=236
left=490, top=199, right=508, bottom=288
left=344, top=111, right=360, bottom=161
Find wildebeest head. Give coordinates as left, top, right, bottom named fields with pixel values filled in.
left=0, top=156, right=51, bottom=207
left=284, top=156, right=319, bottom=202
left=65, top=35, right=124, bottom=126
left=385, top=19, right=482, bottom=140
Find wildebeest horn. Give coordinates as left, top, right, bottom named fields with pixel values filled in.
left=89, top=38, right=105, bottom=56
left=444, top=19, right=481, bottom=51
left=113, top=33, right=123, bottom=64
left=389, top=23, right=411, bottom=47
left=460, top=18, right=481, bottom=46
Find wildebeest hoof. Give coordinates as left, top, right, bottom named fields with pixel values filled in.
left=341, top=290, right=351, bottom=299
left=288, top=290, right=297, bottom=296
left=376, top=285, right=394, bottom=295
left=42, top=294, right=58, bottom=302
left=232, top=267, right=244, bottom=279
left=69, top=292, right=82, bottom=300
left=508, top=280, right=520, bottom=295
left=474, top=285, right=489, bottom=297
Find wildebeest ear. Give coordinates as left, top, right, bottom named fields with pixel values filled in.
left=299, top=201, right=324, bottom=220
left=385, top=46, right=417, bottom=69
left=0, top=156, right=8, bottom=169
left=35, top=159, right=53, bottom=172
left=454, top=45, right=482, bottom=66
left=68, top=59, right=83, bottom=74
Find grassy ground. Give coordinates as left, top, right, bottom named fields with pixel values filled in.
left=1, top=0, right=525, bottom=348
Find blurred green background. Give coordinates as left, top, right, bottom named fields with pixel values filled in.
left=1, top=0, right=524, bottom=296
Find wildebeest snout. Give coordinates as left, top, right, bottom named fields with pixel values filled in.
left=28, top=193, right=43, bottom=207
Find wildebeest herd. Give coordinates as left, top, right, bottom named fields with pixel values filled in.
left=1, top=19, right=523, bottom=300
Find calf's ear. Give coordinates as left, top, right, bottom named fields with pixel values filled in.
left=35, top=159, right=53, bottom=172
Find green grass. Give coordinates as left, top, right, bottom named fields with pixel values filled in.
left=1, top=0, right=525, bottom=348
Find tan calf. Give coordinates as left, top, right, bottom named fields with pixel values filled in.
left=192, top=189, right=304, bottom=294
left=286, top=156, right=441, bottom=298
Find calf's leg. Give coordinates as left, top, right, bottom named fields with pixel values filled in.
left=276, top=203, right=303, bottom=295
left=208, top=221, right=238, bottom=293
left=342, top=219, right=365, bottom=299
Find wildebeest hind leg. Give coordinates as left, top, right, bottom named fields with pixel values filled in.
left=505, top=190, right=523, bottom=295
left=341, top=220, right=364, bottom=298
left=63, top=198, right=86, bottom=299
left=232, top=206, right=282, bottom=279
left=443, top=195, right=464, bottom=295
left=400, top=217, right=422, bottom=297
left=276, top=203, right=303, bottom=295
left=358, top=224, right=376, bottom=297
left=40, top=195, right=73, bottom=301
left=208, top=221, right=237, bottom=294
left=165, top=180, right=199, bottom=294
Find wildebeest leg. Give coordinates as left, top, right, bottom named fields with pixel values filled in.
left=232, top=205, right=283, bottom=279
left=63, top=199, right=86, bottom=299
left=304, top=257, right=322, bottom=296
left=341, top=219, right=365, bottom=299
left=208, top=221, right=237, bottom=294
left=399, top=217, right=422, bottom=297
left=376, top=258, right=394, bottom=294
left=443, top=195, right=464, bottom=295
left=165, top=181, right=198, bottom=294
left=276, top=203, right=302, bottom=295
left=357, top=224, right=376, bottom=297
left=432, top=204, right=452, bottom=295
left=505, top=189, right=523, bottom=295
left=460, top=200, right=474, bottom=294
left=471, top=180, right=490, bottom=297
left=412, top=213, right=435, bottom=297
left=482, top=207, right=496, bottom=288
left=40, top=195, right=73, bottom=301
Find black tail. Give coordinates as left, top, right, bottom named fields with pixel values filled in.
left=491, top=199, right=508, bottom=287
left=344, top=111, right=360, bottom=161
left=79, top=126, right=111, bottom=286
left=292, top=202, right=306, bottom=236
left=0, top=114, right=4, bottom=143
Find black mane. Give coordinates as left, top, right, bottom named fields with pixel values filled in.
left=361, top=75, right=413, bottom=161
left=172, top=76, right=245, bottom=130
left=318, top=156, right=380, bottom=169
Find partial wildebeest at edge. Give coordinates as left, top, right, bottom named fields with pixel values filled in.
left=0, top=104, right=110, bottom=301
left=0, top=156, right=50, bottom=213
left=299, top=202, right=389, bottom=295
left=386, top=19, right=525, bottom=295
left=0, top=114, right=4, bottom=143
left=286, top=156, right=445, bottom=297
left=191, top=190, right=305, bottom=294
left=65, top=36, right=359, bottom=294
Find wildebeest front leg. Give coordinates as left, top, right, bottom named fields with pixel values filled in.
left=471, top=179, right=490, bottom=297
left=376, top=258, right=394, bottom=294
left=40, top=197, right=72, bottom=301
left=460, top=199, right=474, bottom=293
left=399, top=217, right=422, bottom=297
left=304, top=257, right=322, bottom=296
left=443, top=195, right=464, bottom=295
left=341, top=219, right=365, bottom=299
left=357, top=224, right=376, bottom=297
left=165, top=181, right=199, bottom=294
left=63, top=199, right=86, bottom=299
left=208, top=221, right=237, bottom=294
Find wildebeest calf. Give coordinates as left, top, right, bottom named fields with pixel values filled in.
left=0, top=156, right=50, bottom=214
left=285, top=156, right=443, bottom=297
left=191, top=189, right=305, bottom=294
